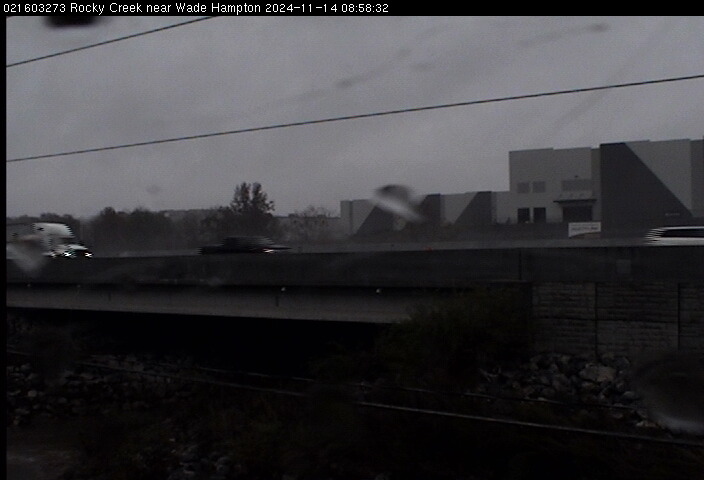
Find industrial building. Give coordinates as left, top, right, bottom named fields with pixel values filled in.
left=341, top=138, right=704, bottom=239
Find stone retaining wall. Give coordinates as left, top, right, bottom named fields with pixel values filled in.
left=532, top=282, right=704, bottom=355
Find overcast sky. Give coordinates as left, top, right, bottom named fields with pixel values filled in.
left=6, top=15, right=704, bottom=219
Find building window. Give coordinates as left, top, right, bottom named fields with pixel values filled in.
left=517, top=182, right=530, bottom=194
left=532, top=181, right=546, bottom=193
left=533, top=207, right=546, bottom=223
left=517, top=208, right=530, bottom=223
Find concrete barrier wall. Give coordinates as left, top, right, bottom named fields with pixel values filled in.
left=7, top=246, right=704, bottom=287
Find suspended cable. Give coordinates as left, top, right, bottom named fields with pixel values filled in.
left=7, top=73, right=704, bottom=163
left=6, top=16, right=218, bottom=68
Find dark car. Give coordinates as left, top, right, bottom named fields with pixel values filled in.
left=199, top=236, right=290, bottom=254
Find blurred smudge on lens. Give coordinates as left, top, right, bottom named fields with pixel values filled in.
left=6, top=241, right=47, bottom=275
left=371, top=184, right=425, bottom=223
left=631, top=352, right=704, bottom=435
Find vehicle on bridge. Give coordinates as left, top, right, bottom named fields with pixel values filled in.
left=6, top=222, right=93, bottom=258
left=199, top=236, right=290, bottom=254
left=644, top=226, right=704, bottom=246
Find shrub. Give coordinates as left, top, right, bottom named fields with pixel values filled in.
left=375, top=286, right=534, bottom=389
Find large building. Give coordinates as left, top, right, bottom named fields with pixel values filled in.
left=341, top=138, right=704, bottom=238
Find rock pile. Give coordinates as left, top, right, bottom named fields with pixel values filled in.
left=474, top=352, right=661, bottom=429
left=7, top=356, right=184, bottom=426
left=6, top=355, right=237, bottom=480
left=7, top=351, right=669, bottom=480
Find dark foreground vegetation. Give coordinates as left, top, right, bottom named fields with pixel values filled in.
left=7, top=288, right=703, bottom=480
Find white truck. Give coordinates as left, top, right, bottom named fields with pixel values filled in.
left=6, top=222, right=92, bottom=259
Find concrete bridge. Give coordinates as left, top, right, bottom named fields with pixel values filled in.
left=7, top=246, right=704, bottom=354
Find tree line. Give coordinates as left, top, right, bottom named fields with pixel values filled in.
left=6, top=183, right=339, bottom=254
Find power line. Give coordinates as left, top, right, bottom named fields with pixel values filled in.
left=358, top=401, right=704, bottom=448
left=6, top=16, right=218, bottom=68
left=7, top=73, right=704, bottom=164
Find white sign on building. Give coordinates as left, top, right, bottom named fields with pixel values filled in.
left=568, top=221, right=602, bottom=238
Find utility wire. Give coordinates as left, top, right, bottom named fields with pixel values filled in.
left=6, top=16, right=218, bottom=68
left=359, top=401, right=704, bottom=448
left=7, top=73, right=704, bottom=163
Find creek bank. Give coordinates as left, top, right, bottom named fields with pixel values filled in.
left=7, top=351, right=672, bottom=480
